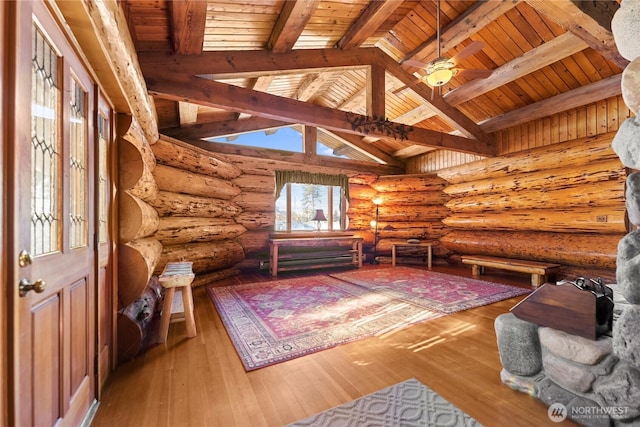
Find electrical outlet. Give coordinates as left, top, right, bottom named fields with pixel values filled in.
left=596, top=215, right=608, bottom=223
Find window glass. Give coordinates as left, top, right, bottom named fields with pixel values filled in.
left=275, top=183, right=343, bottom=231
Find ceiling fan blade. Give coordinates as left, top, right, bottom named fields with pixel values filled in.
left=402, top=59, right=429, bottom=69
left=450, top=40, right=485, bottom=65
left=457, top=68, right=493, bottom=80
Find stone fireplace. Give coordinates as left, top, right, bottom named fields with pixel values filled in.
left=495, top=2, right=640, bottom=425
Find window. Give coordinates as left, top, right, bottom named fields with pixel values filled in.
left=274, top=171, right=350, bottom=232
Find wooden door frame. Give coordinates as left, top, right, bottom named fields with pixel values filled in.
left=1, top=1, right=7, bottom=425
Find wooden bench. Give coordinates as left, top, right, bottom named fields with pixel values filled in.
left=461, top=255, right=560, bottom=287
left=267, top=233, right=363, bottom=276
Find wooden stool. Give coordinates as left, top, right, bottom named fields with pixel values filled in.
left=157, top=262, right=197, bottom=343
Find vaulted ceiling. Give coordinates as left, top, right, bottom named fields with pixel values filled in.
left=122, top=0, right=625, bottom=171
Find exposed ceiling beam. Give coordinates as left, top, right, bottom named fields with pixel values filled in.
left=168, top=0, right=207, bottom=55
left=378, top=52, right=494, bottom=144
left=337, top=0, right=403, bottom=50
left=401, top=0, right=522, bottom=65
left=253, top=0, right=321, bottom=94
left=323, top=130, right=404, bottom=166
left=164, top=116, right=292, bottom=140
left=175, top=137, right=404, bottom=175
left=138, top=48, right=377, bottom=80
left=479, top=73, right=622, bottom=133
left=146, top=75, right=496, bottom=156
left=141, top=47, right=492, bottom=146
left=178, top=102, right=199, bottom=126
left=268, top=0, right=321, bottom=52
left=525, top=0, right=628, bottom=69
left=443, top=32, right=588, bottom=105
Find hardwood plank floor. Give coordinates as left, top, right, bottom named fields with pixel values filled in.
left=91, top=264, right=578, bottom=427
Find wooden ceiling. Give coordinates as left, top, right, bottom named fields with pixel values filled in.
left=122, top=0, right=625, bottom=169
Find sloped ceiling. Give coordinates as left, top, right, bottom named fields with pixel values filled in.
left=122, top=0, right=625, bottom=170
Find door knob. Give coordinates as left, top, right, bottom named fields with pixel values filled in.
left=18, top=249, right=32, bottom=267
left=19, top=278, right=47, bottom=297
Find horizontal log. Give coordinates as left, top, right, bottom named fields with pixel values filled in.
left=153, top=135, right=242, bottom=179
left=235, top=211, right=276, bottom=230
left=150, top=191, right=242, bottom=218
left=376, top=220, right=442, bottom=232
left=191, top=267, right=241, bottom=288
left=232, top=191, right=274, bottom=212
left=153, top=164, right=241, bottom=200
left=154, top=217, right=247, bottom=245
left=445, top=179, right=625, bottom=213
left=156, top=240, right=246, bottom=275
left=232, top=174, right=275, bottom=193
left=119, top=138, right=158, bottom=202
left=374, top=191, right=449, bottom=206
left=236, top=230, right=271, bottom=254
left=444, top=158, right=625, bottom=196
left=440, top=230, right=620, bottom=269
left=371, top=175, right=446, bottom=192
left=119, top=114, right=156, bottom=172
left=377, top=205, right=451, bottom=221
left=443, top=207, right=627, bottom=233
left=118, top=238, right=163, bottom=308
left=119, top=191, right=159, bottom=243
left=438, top=132, right=618, bottom=184
left=379, top=223, right=448, bottom=239
left=348, top=184, right=377, bottom=200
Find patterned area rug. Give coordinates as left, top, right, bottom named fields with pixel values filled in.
left=207, top=275, right=442, bottom=371
left=207, top=268, right=529, bottom=371
left=331, top=267, right=530, bottom=313
left=287, top=378, right=483, bottom=427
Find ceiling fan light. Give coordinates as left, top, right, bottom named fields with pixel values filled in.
left=426, top=68, right=454, bottom=87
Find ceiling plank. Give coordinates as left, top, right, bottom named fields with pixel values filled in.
left=525, top=0, right=627, bottom=69
left=337, top=0, right=404, bottom=50
left=169, top=0, right=207, bottom=55
left=401, top=0, right=522, bottom=65
left=479, top=73, right=622, bottom=133
left=443, top=32, right=589, bottom=105
left=146, top=75, right=496, bottom=156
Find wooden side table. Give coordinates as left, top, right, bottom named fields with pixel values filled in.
left=392, top=243, right=432, bottom=268
left=157, top=262, right=197, bottom=343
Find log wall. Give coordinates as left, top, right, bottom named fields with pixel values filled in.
left=368, top=175, right=450, bottom=263
left=437, top=132, right=626, bottom=280
left=117, top=114, right=163, bottom=362
left=407, top=95, right=632, bottom=173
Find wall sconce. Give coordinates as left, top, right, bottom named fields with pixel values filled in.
left=311, top=209, right=327, bottom=232
left=371, top=197, right=382, bottom=264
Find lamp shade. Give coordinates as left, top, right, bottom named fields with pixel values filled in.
left=311, top=209, right=327, bottom=222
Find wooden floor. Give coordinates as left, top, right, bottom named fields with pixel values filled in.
left=91, top=264, right=577, bottom=427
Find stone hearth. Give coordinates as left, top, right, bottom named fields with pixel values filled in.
left=495, top=2, right=640, bottom=425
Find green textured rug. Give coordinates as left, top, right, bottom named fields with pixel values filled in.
left=287, top=378, right=483, bottom=427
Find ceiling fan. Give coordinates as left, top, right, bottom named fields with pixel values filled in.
left=394, top=0, right=492, bottom=94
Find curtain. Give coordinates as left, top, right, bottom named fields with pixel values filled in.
left=274, top=170, right=350, bottom=202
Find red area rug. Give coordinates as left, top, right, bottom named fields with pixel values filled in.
left=207, top=268, right=530, bottom=371
left=331, top=267, right=531, bottom=313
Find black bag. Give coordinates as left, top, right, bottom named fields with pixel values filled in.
left=569, top=277, right=614, bottom=337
